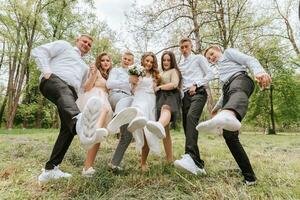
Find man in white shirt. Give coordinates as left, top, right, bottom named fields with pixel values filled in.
left=32, top=34, right=105, bottom=183
left=174, top=38, right=214, bottom=175
left=196, top=45, right=272, bottom=186
left=106, top=52, right=146, bottom=171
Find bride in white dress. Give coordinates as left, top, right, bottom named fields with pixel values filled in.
left=129, top=52, right=162, bottom=171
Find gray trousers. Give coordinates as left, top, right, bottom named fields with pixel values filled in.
left=221, top=74, right=256, bottom=181
left=109, top=91, right=134, bottom=166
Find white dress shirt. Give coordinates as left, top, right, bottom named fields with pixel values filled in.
left=31, top=40, right=89, bottom=93
left=213, top=48, right=267, bottom=111
left=179, top=54, right=214, bottom=92
left=106, top=67, right=131, bottom=94
left=217, top=48, right=266, bottom=84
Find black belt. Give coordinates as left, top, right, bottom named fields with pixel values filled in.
left=184, top=85, right=205, bottom=95
left=223, top=71, right=248, bottom=88
left=111, top=89, right=131, bottom=95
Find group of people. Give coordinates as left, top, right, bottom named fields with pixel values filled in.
left=32, top=34, right=271, bottom=186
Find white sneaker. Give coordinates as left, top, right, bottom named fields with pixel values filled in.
left=80, top=128, right=108, bottom=150
left=76, top=97, right=102, bottom=148
left=174, top=154, right=206, bottom=175
left=108, top=163, right=123, bottom=172
left=82, top=167, right=96, bottom=177
left=244, top=180, right=257, bottom=186
left=196, top=111, right=241, bottom=133
left=127, top=116, right=147, bottom=133
left=146, top=121, right=166, bottom=139
left=195, top=166, right=207, bottom=175
left=95, top=128, right=109, bottom=143
left=38, top=166, right=72, bottom=183
left=107, top=107, right=138, bottom=134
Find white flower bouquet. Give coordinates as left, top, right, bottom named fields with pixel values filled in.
left=128, top=65, right=146, bottom=77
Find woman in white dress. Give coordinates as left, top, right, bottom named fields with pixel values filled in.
left=76, top=52, right=113, bottom=176
left=130, top=52, right=161, bottom=171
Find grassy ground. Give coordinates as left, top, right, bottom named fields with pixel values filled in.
left=0, top=129, right=299, bottom=200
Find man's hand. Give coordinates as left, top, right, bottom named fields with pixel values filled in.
left=43, top=73, right=52, bottom=79
left=255, top=72, right=272, bottom=90
left=188, top=85, right=197, bottom=96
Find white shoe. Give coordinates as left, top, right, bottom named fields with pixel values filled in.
left=107, top=107, right=138, bottom=134
left=82, top=167, right=96, bottom=177
left=174, top=154, right=206, bottom=175
left=95, top=128, right=109, bottom=143
left=195, top=166, right=207, bottom=175
left=80, top=128, right=108, bottom=150
left=127, top=116, right=147, bottom=133
left=244, top=180, right=257, bottom=186
left=76, top=97, right=102, bottom=148
left=146, top=121, right=166, bottom=139
left=108, top=163, right=123, bottom=172
left=38, top=166, right=72, bottom=183
left=196, top=111, right=241, bottom=133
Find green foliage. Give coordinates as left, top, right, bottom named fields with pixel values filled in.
left=0, top=0, right=121, bottom=128
left=245, top=39, right=300, bottom=130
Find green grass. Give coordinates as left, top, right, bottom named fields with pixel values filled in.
left=0, top=129, right=299, bottom=199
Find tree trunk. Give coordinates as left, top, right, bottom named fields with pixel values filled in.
left=268, top=85, right=276, bottom=134
left=0, top=41, right=5, bottom=70
left=35, top=97, right=44, bottom=128
left=0, top=94, right=8, bottom=127
left=6, top=23, right=22, bottom=129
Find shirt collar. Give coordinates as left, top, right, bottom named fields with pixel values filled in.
left=217, top=54, right=225, bottom=63
left=184, top=53, right=193, bottom=62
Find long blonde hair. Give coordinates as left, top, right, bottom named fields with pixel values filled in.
left=141, top=52, right=160, bottom=84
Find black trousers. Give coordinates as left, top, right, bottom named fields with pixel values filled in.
left=39, top=74, right=80, bottom=170
left=222, top=74, right=256, bottom=181
left=182, top=87, right=207, bottom=168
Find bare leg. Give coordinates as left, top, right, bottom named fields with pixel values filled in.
left=159, top=106, right=173, bottom=162
left=158, top=106, right=171, bottom=127
left=84, top=108, right=109, bottom=170
left=141, top=133, right=150, bottom=171
left=84, top=143, right=100, bottom=169
left=163, top=125, right=173, bottom=163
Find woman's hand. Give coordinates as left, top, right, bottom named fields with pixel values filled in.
left=129, top=75, right=139, bottom=85
left=90, top=64, right=97, bottom=76
left=154, top=86, right=161, bottom=92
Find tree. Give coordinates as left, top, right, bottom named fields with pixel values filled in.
left=245, top=38, right=300, bottom=133
left=273, top=0, right=300, bottom=56
left=0, top=0, right=121, bottom=128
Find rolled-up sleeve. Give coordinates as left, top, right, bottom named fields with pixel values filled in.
left=225, top=49, right=266, bottom=76
left=31, top=40, right=68, bottom=75
left=195, top=55, right=214, bottom=87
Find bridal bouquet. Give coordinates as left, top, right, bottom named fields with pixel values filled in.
left=128, top=65, right=146, bottom=77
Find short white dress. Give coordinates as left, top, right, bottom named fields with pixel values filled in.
left=76, top=70, right=113, bottom=128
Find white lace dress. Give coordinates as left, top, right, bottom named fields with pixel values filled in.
left=131, top=76, right=161, bottom=154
